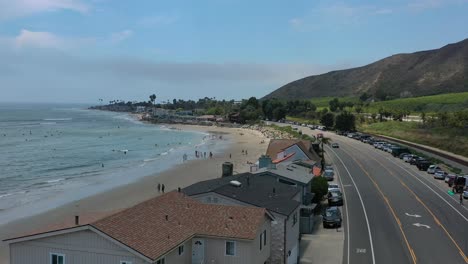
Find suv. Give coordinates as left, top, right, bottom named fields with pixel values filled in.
left=427, top=165, right=441, bottom=174
left=416, top=161, right=431, bottom=171
left=322, top=206, right=342, bottom=228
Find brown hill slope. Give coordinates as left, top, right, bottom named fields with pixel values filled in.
left=264, top=38, right=468, bottom=100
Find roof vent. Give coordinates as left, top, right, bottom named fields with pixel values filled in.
left=228, top=216, right=233, bottom=220
left=165, top=215, right=168, bottom=221
left=229, top=180, right=242, bottom=187
left=287, top=168, right=293, bottom=171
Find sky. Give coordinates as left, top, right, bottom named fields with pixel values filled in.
left=0, top=0, right=468, bottom=104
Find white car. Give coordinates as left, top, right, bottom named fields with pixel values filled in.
left=463, top=190, right=468, bottom=199
left=403, top=154, right=415, bottom=163
left=434, top=170, right=447, bottom=180
left=328, top=183, right=340, bottom=192
left=427, top=165, right=441, bottom=174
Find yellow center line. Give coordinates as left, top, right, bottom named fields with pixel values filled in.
left=341, top=142, right=468, bottom=263
left=339, top=147, right=417, bottom=264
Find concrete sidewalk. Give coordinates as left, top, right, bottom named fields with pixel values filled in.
left=300, top=214, right=344, bottom=264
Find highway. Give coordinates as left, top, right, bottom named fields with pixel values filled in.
left=325, top=131, right=468, bottom=264
left=274, top=123, right=468, bottom=264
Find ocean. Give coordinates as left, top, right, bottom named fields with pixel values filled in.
left=0, top=103, right=225, bottom=224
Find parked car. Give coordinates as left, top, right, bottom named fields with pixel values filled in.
left=328, top=189, right=343, bottom=206
left=445, top=174, right=456, bottom=184
left=323, top=169, right=335, bottom=181
left=434, top=170, right=447, bottom=180
left=453, top=176, right=467, bottom=193
left=410, top=156, right=425, bottom=165
left=427, top=165, right=441, bottom=174
left=392, top=147, right=410, bottom=157
left=403, top=154, right=416, bottom=162
left=322, top=206, right=342, bottom=228
left=399, top=152, right=411, bottom=159
left=328, top=183, right=340, bottom=192
left=463, top=189, right=468, bottom=199
left=331, top=143, right=339, bottom=148
left=416, top=161, right=431, bottom=171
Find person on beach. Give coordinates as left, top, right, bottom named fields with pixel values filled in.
left=204, top=152, right=206, bottom=158
left=245, top=150, right=248, bottom=155
left=209, top=152, right=213, bottom=158
left=229, top=153, right=232, bottom=159
left=157, top=183, right=161, bottom=192
left=242, top=149, right=244, bottom=154
left=161, top=184, right=165, bottom=193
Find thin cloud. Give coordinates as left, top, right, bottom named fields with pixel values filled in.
left=0, top=0, right=89, bottom=20
left=110, top=30, right=133, bottom=43
left=7, top=29, right=94, bottom=50
left=407, top=0, right=468, bottom=11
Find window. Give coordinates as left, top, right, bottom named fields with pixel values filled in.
left=120, top=261, right=132, bottom=264
left=50, top=253, right=65, bottom=264
left=206, top=197, right=212, bottom=203
left=225, top=241, right=236, bottom=256
left=213, top=197, right=218, bottom=203
left=156, top=257, right=165, bottom=264
left=263, top=230, right=267, bottom=246
left=178, top=245, right=184, bottom=255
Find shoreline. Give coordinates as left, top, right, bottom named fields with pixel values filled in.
left=0, top=124, right=269, bottom=264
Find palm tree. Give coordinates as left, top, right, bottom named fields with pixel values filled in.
left=149, top=94, right=156, bottom=107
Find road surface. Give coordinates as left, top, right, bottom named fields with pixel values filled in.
left=275, top=124, right=468, bottom=264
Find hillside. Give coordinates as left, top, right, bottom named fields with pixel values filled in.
left=264, top=38, right=468, bottom=100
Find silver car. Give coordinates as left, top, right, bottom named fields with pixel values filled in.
left=463, top=189, right=468, bottom=199
left=427, top=165, right=441, bottom=174
left=434, top=170, right=447, bottom=180
left=323, top=169, right=335, bottom=181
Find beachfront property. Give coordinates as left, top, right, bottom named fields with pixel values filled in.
left=183, top=174, right=301, bottom=264
left=4, top=191, right=272, bottom=264
left=265, top=139, right=321, bottom=165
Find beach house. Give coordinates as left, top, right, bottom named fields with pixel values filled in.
left=4, top=191, right=272, bottom=264
left=265, top=139, right=320, bottom=165
left=183, top=174, right=301, bottom=264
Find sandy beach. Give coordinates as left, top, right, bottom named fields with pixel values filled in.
left=0, top=124, right=269, bottom=264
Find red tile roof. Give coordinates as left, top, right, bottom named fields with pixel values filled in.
left=91, top=191, right=267, bottom=260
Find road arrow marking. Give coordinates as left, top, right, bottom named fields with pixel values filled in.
left=405, top=213, right=422, bottom=218
left=413, top=223, right=431, bottom=229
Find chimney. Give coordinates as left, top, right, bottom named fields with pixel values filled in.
left=165, top=214, right=169, bottom=221
left=75, top=215, right=79, bottom=226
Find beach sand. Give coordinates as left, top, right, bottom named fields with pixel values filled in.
left=0, top=125, right=269, bottom=264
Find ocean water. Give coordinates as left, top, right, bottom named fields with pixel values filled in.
left=0, top=103, right=226, bottom=224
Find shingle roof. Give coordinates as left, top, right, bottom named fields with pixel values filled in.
left=266, top=139, right=320, bottom=162
left=183, top=173, right=301, bottom=216
left=92, top=191, right=266, bottom=260
left=6, top=192, right=267, bottom=262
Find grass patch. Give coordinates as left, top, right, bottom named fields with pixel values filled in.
left=269, top=124, right=316, bottom=142
left=309, top=96, right=359, bottom=108
left=359, top=121, right=468, bottom=157
left=364, top=92, right=468, bottom=114
left=286, top=116, right=319, bottom=125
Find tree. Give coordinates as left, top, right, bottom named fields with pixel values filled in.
left=359, top=92, right=370, bottom=102
left=311, top=176, right=329, bottom=203
left=149, top=94, right=157, bottom=106
left=335, top=111, right=356, bottom=131
left=320, top=112, right=335, bottom=128
left=329, top=98, right=339, bottom=112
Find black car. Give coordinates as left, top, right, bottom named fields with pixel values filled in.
left=328, top=190, right=343, bottom=206
left=409, top=156, right=425, bottom=165
left=416, top=161, right=431, bottom=171
left=322, top=206, right=342, bottom=228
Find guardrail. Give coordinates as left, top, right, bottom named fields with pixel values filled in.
left=368, top=134, right=468, bottom=167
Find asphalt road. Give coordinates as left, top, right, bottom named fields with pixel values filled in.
left=272, top=123, right=468, bottom=264
left=327, top=131, right=468, bottom=264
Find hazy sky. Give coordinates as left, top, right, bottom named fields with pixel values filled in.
left=1, top=0, right=468, bottom=104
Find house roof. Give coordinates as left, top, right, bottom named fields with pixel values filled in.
left=183, top=173, right=301, bottom=216
left=5, top=192, right=267, bottom=261
left=257, top=163, right=314, bottom=185
left=266, top=139, right=320, bottom=162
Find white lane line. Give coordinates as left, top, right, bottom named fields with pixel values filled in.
left=328, top=146, right=376, bottom=264
left=344, top=140, right=468, bottom=223
left=332, top=156, right=350, bottom=264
